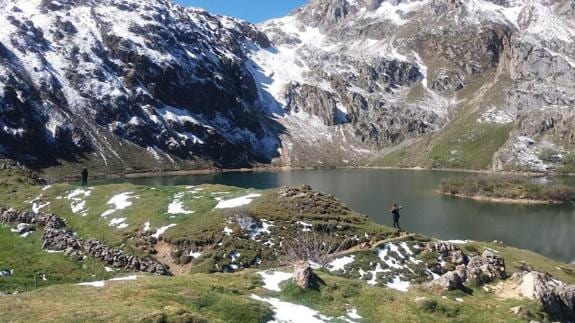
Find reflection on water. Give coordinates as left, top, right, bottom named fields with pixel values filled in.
left=109, top=169, right=575, bottom=263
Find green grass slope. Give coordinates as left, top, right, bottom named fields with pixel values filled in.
left=1, top=167, right=574, bottom=322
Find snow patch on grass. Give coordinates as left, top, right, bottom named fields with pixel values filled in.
left=387, top=276, right=411, bottom=292
left=354, top=242, right=422, bottom=292
left=66, top=188, right=93, bottom=216
left=78, top=275, right=138, bottom=288
left=238, top=217, right=274, bottom=240
left=250, top=294, right=334, bottom=323
left=214, top=193, right=261, bottom=209
left=167, top=192, right=194, bottom=215
left=151, top=224, right=177, bottom=239
left=258, top=270, right=293, bottom=292
left=328, top=256, right=355, bottom=273
left=189, top=251, right=202, bottom=258
left=32, top=201, right=50, bottom=214
left=347, top=308, right=362, bottom=321
left=101, top=192, right=138, bottom=217
left=109, top=217, right=128, bottom=229
left=297, top=221, right=313, bottom=232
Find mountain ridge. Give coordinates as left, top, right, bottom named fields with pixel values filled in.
left=0, top=0, right=574, bottom=173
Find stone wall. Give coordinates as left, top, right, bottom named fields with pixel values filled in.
left=0, top=208, right=168, bottom=275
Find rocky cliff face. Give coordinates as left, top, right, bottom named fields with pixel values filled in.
left=0, top=0, right=574, bottom=172
left=0, top=0, right=280, bottom=170
left=253, top=0, right=575, bottom=170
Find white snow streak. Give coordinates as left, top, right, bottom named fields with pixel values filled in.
left=214, top=193, right=261, bottom=209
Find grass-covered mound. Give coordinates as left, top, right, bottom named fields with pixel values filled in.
left=437, top=175, right=575, bottom=204
left=0, top=166, right=398, bottom=291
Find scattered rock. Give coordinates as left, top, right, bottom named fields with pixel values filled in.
left=450, top=250, right=469, bottom=266
left=0, top=269, right=14, bottom=277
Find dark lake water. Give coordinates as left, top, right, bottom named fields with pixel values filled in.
left=113, top=169, right=575, bottom=263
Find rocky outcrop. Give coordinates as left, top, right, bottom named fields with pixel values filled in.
left=0, top=208, right=168, bottom=275
left=466, top=250, right=506, bottom=284
left=425, top=242, right=506, bottom=291
left=514, top=271, right=575, bottom=322
left=431, top=0, right=463, bottom=15
left=431, top=265, right=468, bottom=291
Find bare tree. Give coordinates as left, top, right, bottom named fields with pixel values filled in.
left=282, top=230, right=350, bottom=268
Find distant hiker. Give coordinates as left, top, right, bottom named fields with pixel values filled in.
left=390, top=203, right=403, bottom=230
left=81, top=167, right=88, bottom=187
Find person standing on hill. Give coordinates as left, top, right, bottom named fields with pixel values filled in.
left=81, top=167, right=89, bottom=187
left=390, top=203, right=403, bottom=230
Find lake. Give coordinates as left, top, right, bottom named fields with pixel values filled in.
left=114, top=168, right=575, bottom=263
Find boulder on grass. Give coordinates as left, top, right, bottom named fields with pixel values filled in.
left=515, top=271, right=575, bottom=322
left=293, top=261, right=315, bottom=289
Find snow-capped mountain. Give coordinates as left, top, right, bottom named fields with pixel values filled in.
left=0, top=0, right=279, bottom=169
left=1, top=0, right=574, bottom=172
left=254, top=0, right=575, bottom=170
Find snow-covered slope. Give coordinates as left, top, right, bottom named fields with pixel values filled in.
left=251, top=0, right=575, bottom=170
left=0, top=0, right=279, bottom=169
left=1, top=0, right=574, bottom=172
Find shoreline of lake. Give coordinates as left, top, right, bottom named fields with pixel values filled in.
left=75, top=167, right=575, bottom=263
left=52, top=164, right=572, bottom=185
left=437, top=191, right=565, bottom=205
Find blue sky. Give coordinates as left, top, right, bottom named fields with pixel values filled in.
left=177, top=0, right=308, bottom=23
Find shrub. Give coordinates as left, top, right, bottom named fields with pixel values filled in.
left=543, top=184, right=575, bottom=202
left=438, top=175, right=575, bottom=202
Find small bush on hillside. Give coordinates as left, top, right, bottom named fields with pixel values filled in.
left=543, top=184, right=575, bottom=201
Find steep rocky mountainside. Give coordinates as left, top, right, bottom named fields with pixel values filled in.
left=0, top=0, right=574, bottom=172
left=1, top=168, right=575, bottom=321
left=0, top=0, right=281, bottom=170
left=255, top=0, right=575, bottom=170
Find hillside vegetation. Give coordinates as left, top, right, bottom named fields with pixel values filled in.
left=1, top=166, right=575, bottom=322
left=438, top=175, right=575, bottom=204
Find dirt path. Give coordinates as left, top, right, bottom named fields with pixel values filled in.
left=154, top=241, right=194, bottom=276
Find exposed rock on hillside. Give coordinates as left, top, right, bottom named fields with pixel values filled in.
left=0, top=0, right=280, bottom=169
left=1, top=0, right=574, bottom=172
left=425, top=242, right=506, bottom=291
left=511, top=271, right=575, bottom=322
left=255, top=0, right=575, bottom=170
